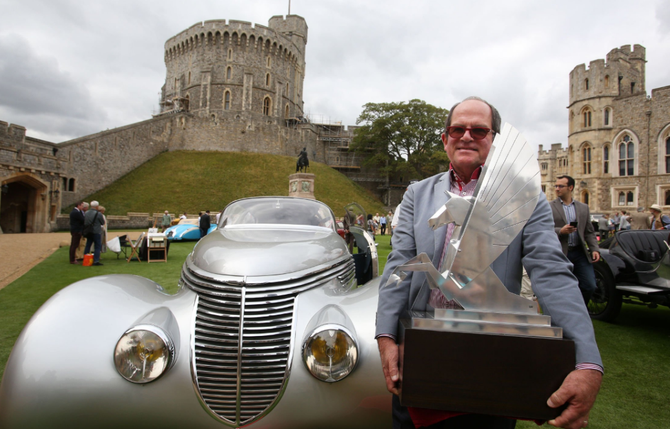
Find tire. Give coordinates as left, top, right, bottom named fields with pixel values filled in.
left=587, top=262, right=622, bottom=322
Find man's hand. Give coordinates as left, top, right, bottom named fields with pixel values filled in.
left=377, top=337, right=399, bottom=395
left=559, top=225, right=576, bottom=235
left=547, top=369, right=602, bottom=429
left=591, top=251, right=600, bottom=263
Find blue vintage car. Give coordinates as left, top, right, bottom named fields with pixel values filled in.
left=165, top=218, right=217, bottom=240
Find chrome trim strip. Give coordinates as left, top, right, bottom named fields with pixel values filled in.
left=235, top=284, right=245, bottom=426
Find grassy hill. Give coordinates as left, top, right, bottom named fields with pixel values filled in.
left=80, top=151, right=386, bottom=217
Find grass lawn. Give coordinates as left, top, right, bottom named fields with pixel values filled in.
left=1, top=232, right=669, bottom=428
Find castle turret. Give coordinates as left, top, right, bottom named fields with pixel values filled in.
left=160, top=15, right=308, bottom=120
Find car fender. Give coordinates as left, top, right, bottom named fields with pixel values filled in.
left=0, top=275, right=225, bottom=429
left=599, top=249, right=625, bottom=278
left=248, top=277, right=391, bottom=428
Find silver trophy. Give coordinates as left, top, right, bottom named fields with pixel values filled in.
left=388, top=123, right=574, bottom=420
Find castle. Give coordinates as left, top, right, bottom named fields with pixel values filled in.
left=0, top=15, right=386, bottom=234
left=538, top=44, right=670, bottom=213
left=3, top=19, right=668, bottom=234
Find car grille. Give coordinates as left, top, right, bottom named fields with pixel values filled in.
left=181, top=258, right=356, bottom=427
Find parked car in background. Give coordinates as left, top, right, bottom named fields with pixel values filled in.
left=165, top=218, right=217, bottom=241
left=0, top=197, right=389, bottom=428
left=588, top=229, right=670, bottom=322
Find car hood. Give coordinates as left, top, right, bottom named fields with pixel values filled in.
left=190, top=225, right=349, bottom=277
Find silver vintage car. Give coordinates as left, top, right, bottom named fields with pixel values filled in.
left=0, top=197, right=390, bottom=428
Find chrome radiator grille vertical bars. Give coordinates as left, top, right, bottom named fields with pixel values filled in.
left=183, top=258, right=355, bottom=426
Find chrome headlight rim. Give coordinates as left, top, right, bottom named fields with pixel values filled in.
left=114, top=324, right=176, bottom=384
left=302, top=323, right=359, bottom=383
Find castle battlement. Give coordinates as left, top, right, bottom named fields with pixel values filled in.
left=569, top=43, right=646, bottom=106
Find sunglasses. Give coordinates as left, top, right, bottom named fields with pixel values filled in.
left=446, top=126, right=493, bottom=140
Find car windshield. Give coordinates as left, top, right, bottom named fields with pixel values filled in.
left=221, top=198, right=336, bottom=231
left=178, top=219, right=198, bottom=225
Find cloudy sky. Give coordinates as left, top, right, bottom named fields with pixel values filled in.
left=1, top=0, right=669, bottom=152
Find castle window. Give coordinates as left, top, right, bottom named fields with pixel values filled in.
left=267, top=57, right=271, bottom=68
left=665, top=136, right=670, bottom=173
left=631, top=82, right=635, bottom=93
left=585, top=78, right=589, bottom=90
left=666, top=190, right=670, bottom=205
left=618, top=135, right=635, bottom=176
left=603, top=144, right=609, bottom=174
left=541, top=162, right=547, bottom=171
left=582, top=145, right=592, bottom=175
left=285, top=104, right=289, bottom=118
left=62, top=177, right=68, bottom=191
left=615, top=189, right=637, bottom=207
left=266, top=73, right=271, bottom=87
left=604, top=108, right=610, bottom=126
left=224, top=91, right=231, bottom=110
left=582, top=191, right=589, bottom=205
left=263, top=97, right=272, bottom=116
left=605, top=75, right=609, bottom=88
left=228, top=49, right=232, bottom=60
left=226, top=66, right=232, bottom=80
left=68, top=178, right=75, bottom=192
left=542, top=185, right=546, bottom=193
left=582, top=108, right=592, bottom=127
left=286, top=82, right=289, bottom=95
left=188, top=71, right=191, bottom=85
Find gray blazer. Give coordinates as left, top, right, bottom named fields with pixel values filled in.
left=376, top=172, right=602, bottom=366
left=549, top=198, right=599, bottom=259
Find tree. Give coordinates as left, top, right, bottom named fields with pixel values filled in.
left=351, top=99, right=450, bottom=181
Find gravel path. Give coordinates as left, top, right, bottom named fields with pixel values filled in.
left=0, top=231, right=143, bottom=290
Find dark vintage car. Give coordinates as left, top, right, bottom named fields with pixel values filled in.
left=0, top=197, right=390, bottom=428
left=588, top=229, right=670, bottom=322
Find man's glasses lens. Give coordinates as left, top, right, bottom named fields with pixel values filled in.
left=447, top=126, right=492, bottom=140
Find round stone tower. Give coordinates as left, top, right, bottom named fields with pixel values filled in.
left=161, top=15, right=308, bottom=120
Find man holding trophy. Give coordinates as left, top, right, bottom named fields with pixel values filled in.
left=376, top=97, right=602, bottom=429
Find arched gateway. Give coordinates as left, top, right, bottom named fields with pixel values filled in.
left=0, top=173, right=50, bottom=233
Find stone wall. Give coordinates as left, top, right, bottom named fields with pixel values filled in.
left=539, top=45, right=670, bottom=214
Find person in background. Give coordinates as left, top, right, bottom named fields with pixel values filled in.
left=199, top=210, right=211, bottom=238
left=649, top=204, right=670, bottom=230
left=598, top=214, right=610, bottom=240
left=75, top=202, right=90, bottom=261
left=98, top=206, right=108, bottom=253
left=619, top=210, right=630, bottom=231
left=83, top=201, right=106, bottom=266
left=380, top=211, right=388, bottom=235
left=629, top=207, right=650, bottom=230
left=387, top=210, right=394, bottom=237
left=161, top=210, right=171, bottom=232
left=180, top=212, right=187, bottom=220
left=366, top=214, right=376, bottom=239
left=612, top=211, right=621, bottom=231
left=551, top=175, right=601, bottom=304
left=69, top=201, right=85, bottom=264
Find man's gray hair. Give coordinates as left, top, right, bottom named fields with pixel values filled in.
left=90, top=200, right=99, bottom=208
left=445, top=96, right=502, bottom=135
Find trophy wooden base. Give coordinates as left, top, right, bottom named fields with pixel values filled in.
left=398, top=317, right=575, bottom=421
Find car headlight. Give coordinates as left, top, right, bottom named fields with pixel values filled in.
left=302, top=325, right=358, bottom=382
left=114, top=325, right=175, bottom=383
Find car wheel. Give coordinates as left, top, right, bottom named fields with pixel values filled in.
left=587, top=262, right=622, bottom=322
